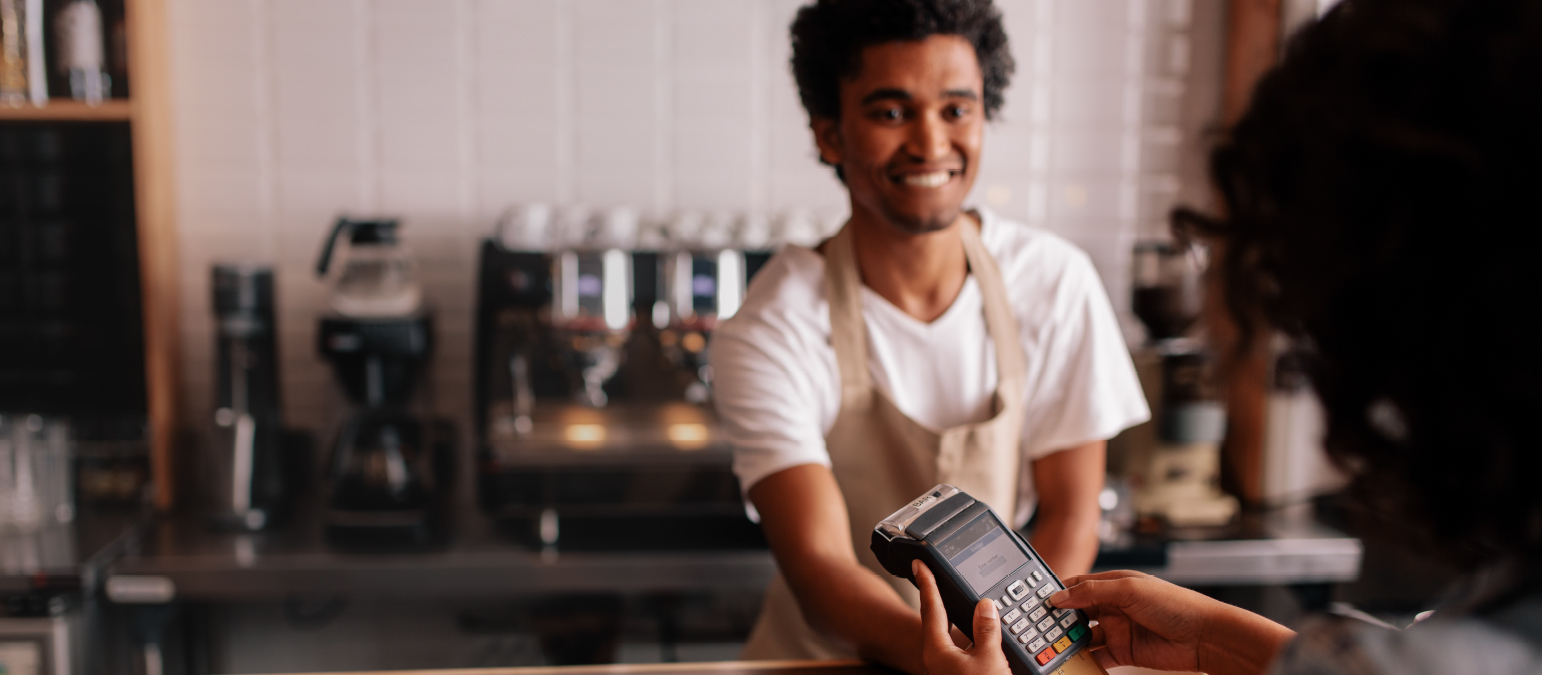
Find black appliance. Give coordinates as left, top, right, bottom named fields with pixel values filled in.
left=205, top=264, right=287, bottom=530
left=316, top=218, right=452, bottom=548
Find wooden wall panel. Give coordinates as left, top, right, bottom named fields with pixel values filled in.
left=126, top=0, right=182, bottom=511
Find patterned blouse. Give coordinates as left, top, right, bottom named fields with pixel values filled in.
left=1271, top=562, right=1542, bottom=675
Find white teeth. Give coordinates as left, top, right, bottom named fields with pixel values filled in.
left=902, top=171, right=951, bottom=188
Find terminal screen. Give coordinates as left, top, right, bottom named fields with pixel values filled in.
left=941, top=516, right=1028, bottom=595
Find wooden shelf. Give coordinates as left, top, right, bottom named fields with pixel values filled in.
left=0, top=99, right=133, bottom=122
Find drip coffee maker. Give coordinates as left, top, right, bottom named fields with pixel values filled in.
left=316, top=217, right=452, bottom=547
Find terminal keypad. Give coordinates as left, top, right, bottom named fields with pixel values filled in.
left=992, top=563, right=1089, bottom=672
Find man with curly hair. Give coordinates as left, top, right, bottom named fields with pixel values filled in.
left=710, top=0, right=1148, bottom=667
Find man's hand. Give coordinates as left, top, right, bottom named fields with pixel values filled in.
left=1048, top=570, right=1297, bottom=675
left=751, top=465, right=930, bottom=673
left=915, top=560, right=1011, bottom=675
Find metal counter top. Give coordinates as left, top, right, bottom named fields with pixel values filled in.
left=103, top=500, right=776, bottom=602
left=0, top=506, right=149, bottom=595
left=103, top=500, right=1361, bottom=603
left=1111, top=512, right=1364, bottom=585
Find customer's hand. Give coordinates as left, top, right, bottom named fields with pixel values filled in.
left=914, top=560, right=1011, bottom=675
left=1048, top=570, right=1297, bottom=675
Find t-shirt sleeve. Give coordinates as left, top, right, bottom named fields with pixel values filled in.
left=1019, top=249, right=1150, bottom=459
left=711, top=313, right=832, bottom=498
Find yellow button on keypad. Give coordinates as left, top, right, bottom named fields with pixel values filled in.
left=1052, top=636, right=1073, bottom=653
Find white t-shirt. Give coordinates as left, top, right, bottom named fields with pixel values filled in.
left=711, top=207, right=1150, bottom=526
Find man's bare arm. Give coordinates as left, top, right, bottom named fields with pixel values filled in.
left=749, top=464, right=928, bottom=674
left=1028, top=441, right=1106, bottom=576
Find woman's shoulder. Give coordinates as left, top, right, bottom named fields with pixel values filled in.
left=1272, top=613, right=1542, bottom=675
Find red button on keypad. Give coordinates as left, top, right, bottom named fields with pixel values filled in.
left=1035, top=647, right=1055, bottom=665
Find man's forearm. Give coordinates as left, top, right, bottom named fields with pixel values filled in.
left=1029, top=442, right=1107, bottom=576
left=1029, top=507, right=1101, bottom=576
left=782, top=559, right=927, bottom=674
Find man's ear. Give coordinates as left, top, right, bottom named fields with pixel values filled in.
left=810, top=116, right=842, bottom=167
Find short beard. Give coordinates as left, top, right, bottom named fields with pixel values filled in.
left=880, top=202, right=962, bottom=235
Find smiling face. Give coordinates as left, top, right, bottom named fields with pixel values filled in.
left=812, top=35, right=986, bottom=235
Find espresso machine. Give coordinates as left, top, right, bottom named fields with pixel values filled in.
left=316, top=217, right=453, bottom=547
left=1127, top=241, right=1239, bottom=528
left=473, top=204, right=775, bottom=551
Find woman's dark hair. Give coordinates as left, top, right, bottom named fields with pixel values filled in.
left=789, top=0, right=1014, bottom=123
left=1176, top=0, right=1542, bottom=564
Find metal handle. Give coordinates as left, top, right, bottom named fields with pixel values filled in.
left=510, top=353, right=533, bottom=436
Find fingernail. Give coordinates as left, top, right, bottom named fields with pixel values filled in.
left=979, top=600, right=998, bottom=617
left=1047, top=590, right=1068, bottom=607
left=911, top=560, right=922, bottom=575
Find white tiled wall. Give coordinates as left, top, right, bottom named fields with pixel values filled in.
left=166, top=0, right=1223, bottom=453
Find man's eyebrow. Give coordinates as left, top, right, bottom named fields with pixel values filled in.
left=860, top=88, right=912, bottom=105
left=858, top=88, right=980, bottom=105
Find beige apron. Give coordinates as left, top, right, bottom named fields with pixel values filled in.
left=741, top=218, right=1029, bottom=660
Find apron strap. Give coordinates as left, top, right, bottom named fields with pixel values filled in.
left=824, top=215, right=1027, bottom=411
left=957, top=218, right=1027, bottom=407
left=824, top=225, right=874, bottom=409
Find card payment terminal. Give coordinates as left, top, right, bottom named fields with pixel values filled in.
left=871, top=485, right=1107, bottom=675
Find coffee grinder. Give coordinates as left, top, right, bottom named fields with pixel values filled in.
left=206, top=264, right=287, bottom=531
left=316, top=217, right=453, bottom=547
left=1128, top=241, right=1238, bottom=528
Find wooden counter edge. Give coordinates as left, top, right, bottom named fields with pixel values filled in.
left=250, top=660, right=882, bottom=675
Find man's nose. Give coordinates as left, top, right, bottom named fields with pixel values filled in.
left=904, top=111, right=952, bottom=162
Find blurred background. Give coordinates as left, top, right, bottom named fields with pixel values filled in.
left=167, top=0, right=1222, bottom=446
left=5, top=1, right=1458, bottom=675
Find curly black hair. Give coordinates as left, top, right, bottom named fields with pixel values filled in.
left=1175, top=0, right=1542, bottom=565
left=789, top=0, right=1014, bottom=123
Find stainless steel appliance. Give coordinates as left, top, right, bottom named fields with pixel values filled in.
left=473, top=205, right=777, bottom=551
left=551, top=208, right=636, bottom=407
left=204, top=264, right=286, bottom=531
left=657, top=211, right=747, bottom=404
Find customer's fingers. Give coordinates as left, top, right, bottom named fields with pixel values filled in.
left=1055, top=569, right=1152, bottom=590
left=914, top=560, right=958, bottom=653
left=1047, top=577, right=1146, bottom=614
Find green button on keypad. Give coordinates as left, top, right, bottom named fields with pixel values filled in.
left=1068, top=624, right=1086, bottom=641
